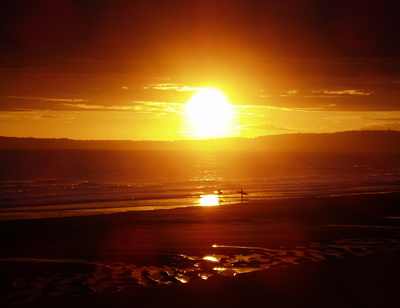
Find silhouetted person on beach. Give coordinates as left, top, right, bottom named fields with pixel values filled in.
left=217, top=189, right=223, bottom=204
left=238, top=189, right=248, bottom=200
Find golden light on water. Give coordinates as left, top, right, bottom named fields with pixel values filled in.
left=199, top=273, right=212, bottom=280
left=175, top=275, right=189, bottom=284
left=198, top=195, right=220, bottom=207
left=203, top=256, right=219, bottom=262
left=186, top=88, right=233, bottom=139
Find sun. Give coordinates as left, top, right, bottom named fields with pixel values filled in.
left=186, top=88, right=233, bottom=138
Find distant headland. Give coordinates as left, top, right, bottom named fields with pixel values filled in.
left=0, top=130, right=399, bottom=153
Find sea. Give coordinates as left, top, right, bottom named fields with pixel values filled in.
left=1, top=149, right=399, bottom=220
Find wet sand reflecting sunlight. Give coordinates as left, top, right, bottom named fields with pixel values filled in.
left=198, top=195, right=221, bottom=207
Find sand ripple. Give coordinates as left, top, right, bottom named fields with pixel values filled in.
left=1, top=236, right=400, bottom=305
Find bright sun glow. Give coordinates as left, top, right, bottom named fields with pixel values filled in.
left=186, top=88, right=233, bottom=138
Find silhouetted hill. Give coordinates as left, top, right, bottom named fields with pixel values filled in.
left=0, top=130, right=399, bottom=153
left=251, top=130, right=400, bottom=153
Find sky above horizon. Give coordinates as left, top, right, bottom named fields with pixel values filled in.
left=1, top=0, right=400, bottom=140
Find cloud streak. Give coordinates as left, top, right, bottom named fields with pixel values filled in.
left=1, top=95, right=185, bottom=115
left=143, top=84, right=203, bottom=92
left=6, top=96, right=89, bottom=102
left=239, top=123, right=294, bottom=132
left=0, top=112, right=73, bottom=122
left=61, top=103, right=139, bottom=112
left=312, top=90, right=371, bottom=96
left=133, top=101, right=185, bottom=117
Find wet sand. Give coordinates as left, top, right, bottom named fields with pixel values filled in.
left=1, top=192, right=400, bottom=307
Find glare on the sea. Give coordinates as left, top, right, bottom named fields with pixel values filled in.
left=198, top=195, right=220, bottom=206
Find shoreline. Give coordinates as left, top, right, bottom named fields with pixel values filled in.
left=1, top=192, right=400, bottom=307
left=1, top=186, right=400, bottom=221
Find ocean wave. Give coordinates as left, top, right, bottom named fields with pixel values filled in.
left=1, top=149, right=399, bottom=219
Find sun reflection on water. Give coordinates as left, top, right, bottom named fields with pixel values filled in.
left=198, top=195, right=220, bottom=206
left=203, top=256, right=219, bottom=262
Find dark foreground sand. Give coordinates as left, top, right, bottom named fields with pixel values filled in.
left=1, top=193, right=400, bottom=307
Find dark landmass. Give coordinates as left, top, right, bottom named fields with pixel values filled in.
left=0, top=130, right=399, bottom=153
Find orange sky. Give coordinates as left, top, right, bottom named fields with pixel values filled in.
left=1, top=0, right=399, bottom=140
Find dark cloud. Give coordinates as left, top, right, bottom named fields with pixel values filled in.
left=0, top=1, right=399, bottom=117
left=1, top=1, right=399, bottom=62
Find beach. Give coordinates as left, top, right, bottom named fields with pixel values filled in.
left=2, top=0, right=400, bottom=305
left=1, top=192, right=400, bottom=307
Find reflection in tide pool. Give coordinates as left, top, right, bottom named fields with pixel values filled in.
left=203, top=256, right=219, bottom=262
left=2, top=236, right=400, bottom=304
left=198, top=195, right=220, bottom=206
